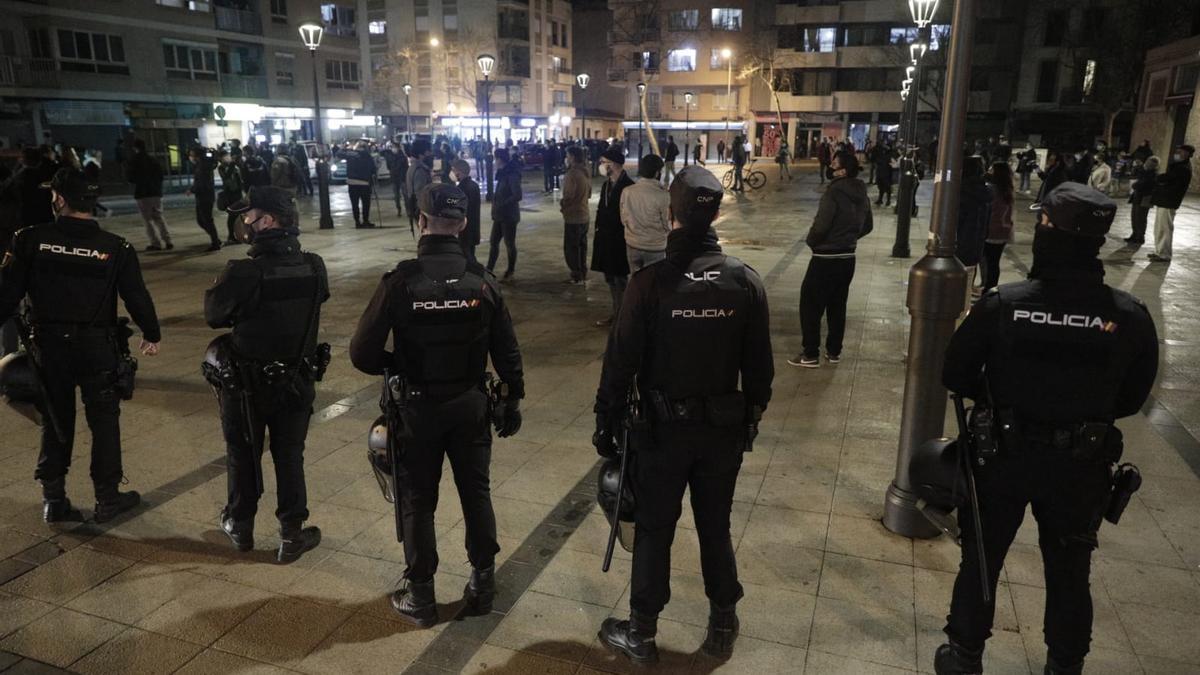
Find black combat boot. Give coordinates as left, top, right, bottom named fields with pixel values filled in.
left=93, top=487, right=141, bottom=524
left=598, top=610, right=659, bottom=665
left=41, top=478, right=84, bottom=523
left=391, top=578, right=437, bottom=627
left=277, top=522, right=321, bottom=563
left=461, top=565, right=495, bottom=617
left=219, top=507, right=254, bottom=552
left=701, top=602, right=740, bottom=658
left=934, top=641, right=983, bottom=675
left=1044, top=655, right=1083, bottom=675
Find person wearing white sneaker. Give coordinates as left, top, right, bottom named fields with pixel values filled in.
left=791, top=150, right=873, bottom=368
left=1148, top=143, right=1193, bottom=263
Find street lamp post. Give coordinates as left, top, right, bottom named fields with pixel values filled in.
left=722, top=48, right=733, bottom=161
left=477, top=54, right=495, bottom=200
left=576, top=73, right=590, bottom=145
left=684, top=91, right=693, bottom=166
left=299, top=23, right=334, bottom=229
left=402, top=83, right=412, bottom=141
left=883, top=0, right=975, bottom=539
left=892, top=29, right=931, bottom=259
left=636, top=81, right=646, bottom=158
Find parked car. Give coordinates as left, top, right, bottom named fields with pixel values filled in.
left=298, top=141, right=390, bottom=184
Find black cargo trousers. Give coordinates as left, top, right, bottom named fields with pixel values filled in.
left=630, top=424, right=745, bottom=616
left=396, top=387, right=499, bottom=582
left=946, top=443, right=1112, bottom=666
left=219, top=374, right=315, bottom=527
left=34, top=331, right=123, bottom=496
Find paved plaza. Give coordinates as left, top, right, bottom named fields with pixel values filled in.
left=0, top=164, right=1198, bottom=675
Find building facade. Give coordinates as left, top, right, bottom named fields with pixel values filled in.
left=605, top=0, right=767, bottom=162
left=0, top=0, right=364, bottom=180
left=361, top=0, right=575, bottom=144
left=1131, top=34, right=1200, bottom=193
left=762, top=0, right=1026, bottom=158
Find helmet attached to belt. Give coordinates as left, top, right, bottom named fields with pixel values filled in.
left=367, top=415, right=398, bottom=504
left=201, top=334, right=240, bottom=392
left=907, top=437, right=968, bottom=538
left=597, top=457, right=636, bottom=552
left=0, top=352, right=43, bottom=426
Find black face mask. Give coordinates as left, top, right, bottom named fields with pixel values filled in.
left=237, top=214, right=265, bottom=243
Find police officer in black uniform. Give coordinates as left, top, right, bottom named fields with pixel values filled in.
left=934, top=183, right=1159, bottom=675
left=349, top=182, right=524, bottom=627
left=204, top=186, right=328, bottom=563
left=593, top=167, right=774, bottom=664
left=0, top=168, right=160, bottom=523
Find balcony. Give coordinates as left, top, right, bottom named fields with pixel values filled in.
left=498, top=24, right=529, bottom=41
left=607, top=68, right=627, bottom=82
left=607, top=28, right=661, bottom=45
left=0, top=56, right=59, bottom=88
left=221, top=73, right=269, bottom=98
left=215, top=5, right=262, bottom=35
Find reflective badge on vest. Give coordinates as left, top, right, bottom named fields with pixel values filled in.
left=671, top=308, right=736, bottom=319
left=684, top=271, right=721, bottom=282
left=38, top=243, right=111, bottom=261
left=412, top=299, right=482, bottom=311
left=1012, top=309, right=1118, bottom=333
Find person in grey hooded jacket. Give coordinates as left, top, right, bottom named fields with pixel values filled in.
left=789, top=150, right=873, bottom=368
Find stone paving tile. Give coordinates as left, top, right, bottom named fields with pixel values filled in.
left=295, top=612, right=437, bottom=675
left=70, top=626, right=203, bottom=675
left=173, top=649, right=301, bottom=675
left=808, top=595, right=918, bottom=671
left=0, top=592, right=56, bottom=641
left=135, top=575, right=273, bottom=647
left=465, top=644, right=581, bottom=674
left=488, top=590, right=612, bottom=665
left=0, top=607, right=125, bottom=668
left=66, top=561, right=203, bottom=626
left=212, top=596, right=352, bottom=668
left=1, top=546, right=133, bottom=605
left=803, top=649, right=917, bottom=674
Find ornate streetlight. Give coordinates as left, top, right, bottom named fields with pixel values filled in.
left=477, top=53, right=496, bottom=199
left=684, top=91, right=693, bottom=166
left=298, top=23, right=334, bottom=229
left=402, top=83, right=412, bottom=140
left=576, top=73, right=590, bottom=143
left=636, top=81, right=646, bottom=158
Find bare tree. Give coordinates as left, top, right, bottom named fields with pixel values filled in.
left=441, top=28, right=495, bottom=112
left=365, top=47, right=416, bottom=117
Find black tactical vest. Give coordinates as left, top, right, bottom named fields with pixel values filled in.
left=992, top=281, right=1131, bottom=422
left=648, top=253, right=754, bottom=399
left=232, top=252, right=322, bottom=362
left=394, top=259, right=492, bottom=392
left=29, top=224, right=127, bottom=326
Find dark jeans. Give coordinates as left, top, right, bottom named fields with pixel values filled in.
left=799, top=256, right=856, bottom=358
left=349, top=184, right=372, bottom=224
left=195, top=192, right=220, bottom=244
left=487, top=220, right=518, bottom=276
left=34, top=335, right=122, bottom=493
left=732, top=163, right=745, bottom=190
left=299, top=171, right=313, bottom=196
left=564, top=222, right=589, bottom=280
left=946, top=448, right=1111, bottom=666
left=876, top=184, right=892, bottom=205
left=981, top=242, right=1006, bottom=291
left=225, top=211, right=239, bottom=242
left=1129, top=204, right=1150, bottom=242
left=398, top=388, right=498, bottom=581
left=631, top=425, right=744, bottom=616
left=606, top=273, right=628, bottom=318
left=544, top=168, right=558, bottom=192
left=392, top=177, right=404, bottom=214
left=220, top=380, right=315, bottom=526
left=818, top=162, right=829, bottom=184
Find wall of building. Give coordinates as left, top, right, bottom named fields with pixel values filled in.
left=1130, top=34, right=1200, bottom=193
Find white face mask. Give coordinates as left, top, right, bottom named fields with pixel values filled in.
left=1173, top=153, right=1184, bottom=163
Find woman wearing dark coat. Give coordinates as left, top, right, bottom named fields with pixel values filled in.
left=591, top=146, right=635, bottom=326
left=874, top=149, right=894, bottom=206
left=1124, top=156, right=1158, bottom=246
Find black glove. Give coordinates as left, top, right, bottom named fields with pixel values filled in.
left=494, top=399, right=522, bottom=438
left=593, top=413, right=618, bottom=459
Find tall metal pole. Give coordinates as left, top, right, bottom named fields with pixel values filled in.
left=892, top=28, right=929, bottom=258
left=882, top=0, right=975, bottom=538
left=484, top=75, right=493, bottom=200
left=685, top=104, right=690, bottom=166
left=405, top=90, right=411, bottom=140
left=310, top=49, right=334, bottom=229
left=725, top=58, right=733, bottom=159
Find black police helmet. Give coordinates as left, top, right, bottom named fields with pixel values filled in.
left=596, top=457, right=636, bottom=552
left=907, top=437, right=968, bottom=511
left=0, top=352, right=45, bottom=427
left=366, top=415, right=398, bottom=505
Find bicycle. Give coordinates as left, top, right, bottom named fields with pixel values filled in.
left=722, top=160, right=767, bottom=191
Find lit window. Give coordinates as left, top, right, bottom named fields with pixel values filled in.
left=369, top=20, right=387, bottom=35
left=1082, top=59, right=1096, bottom=99
left=711, top=8, right=742, bottom=31
left=667, top=48, right=696, bottom=72
left=275, top=52, right=294, bottom=86
left=668, top=10, right=700, bottom=31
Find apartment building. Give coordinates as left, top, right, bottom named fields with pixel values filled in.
left=605, top=0, right=767, bottom=161
left=0, top=0, right=365, bottom=174
left=361, top=0, right=575, bottom=144
left=762, top=0, right=1027, bottom=156
left=1132, top=33, right=1200, bottom=193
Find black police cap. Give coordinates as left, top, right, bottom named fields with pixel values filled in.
left=1035, top=182, right=1116, bottom=237
left=41, top=168, right=97, bottom=202
left=418, top=183, right=467, bottom=219
left=227, top=186, right=297, bottom=217
left=669, top=166, right=723, bottom=228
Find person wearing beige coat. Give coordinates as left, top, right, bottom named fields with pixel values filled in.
left=560, top=146, right=593, bottom=283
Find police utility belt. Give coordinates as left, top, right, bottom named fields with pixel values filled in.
left=646, top=390, right=746, bottom=427
left=33, top=317, right=138, bottom=401
left=972, top=406, right=1119, bottom=463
